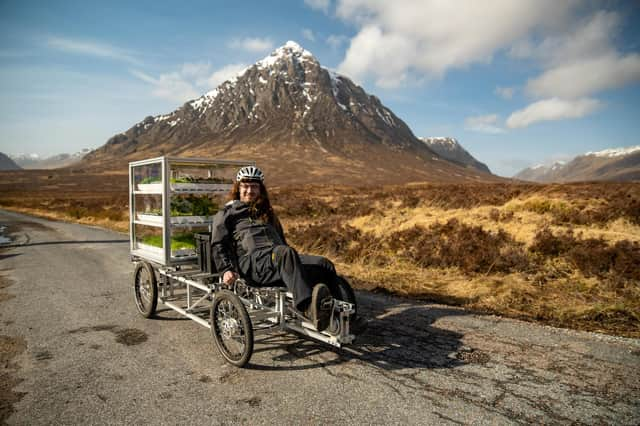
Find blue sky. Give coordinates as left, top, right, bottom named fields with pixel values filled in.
left=1, top=0, right=639, bottom=177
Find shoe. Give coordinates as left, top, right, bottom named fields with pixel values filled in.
left=309, top=283, right=332, bottom=331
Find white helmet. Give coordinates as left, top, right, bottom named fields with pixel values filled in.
left=236, top=166, right=264, bottom=182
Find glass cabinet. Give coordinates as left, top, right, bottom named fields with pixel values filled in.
left=129, top=156, right=254, bottom=266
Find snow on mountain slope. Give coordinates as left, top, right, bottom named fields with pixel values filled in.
left=420, top=137, right=491, bottom=174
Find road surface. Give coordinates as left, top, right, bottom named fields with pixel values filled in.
left=1, top=209, right=639, bottom=425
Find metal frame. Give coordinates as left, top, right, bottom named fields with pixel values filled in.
left=151, top=264, right=356, bottom=348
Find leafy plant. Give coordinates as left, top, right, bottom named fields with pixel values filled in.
left=141, top=233, right=196, bottom=250
left=140, top=176, right=161, bottom=184
left=170, top=195, right=218, bottom=216
left=141, top=208, right=162, bottom=216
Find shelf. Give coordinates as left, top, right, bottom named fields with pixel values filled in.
left=132, top=244, right=164, bottom=263
left=135, top=214, right=213, bottom=228
left=135, top=183, right=232, bottom=194
left=133, top=243, right=197, bottom=258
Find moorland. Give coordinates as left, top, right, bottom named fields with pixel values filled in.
left=0, top=169, right=638, bottom=337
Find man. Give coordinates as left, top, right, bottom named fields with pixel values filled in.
left=210, top=166, right=338, bottom=331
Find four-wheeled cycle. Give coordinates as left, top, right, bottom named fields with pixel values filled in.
left=129, top=156, right=358, bottom=368
left=132, top=258, right=358, bottom=367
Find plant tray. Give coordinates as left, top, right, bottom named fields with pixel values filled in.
left=136, top=182, right=232, bottom=193
left=170, top=183, right=232, bottom=193
left=136, top=213, right=212, bottom=225
left=137, top=183, right=162, bottom=192
left=136, top=242, right=163, bottom=255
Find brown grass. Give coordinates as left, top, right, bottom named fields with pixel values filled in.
left=1, top=170, right=638, bottom=337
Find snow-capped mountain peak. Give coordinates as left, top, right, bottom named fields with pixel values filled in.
left=256, top=40, right=316, bottom=69
left=585, top=145, right=640, bottom=158
left=83, top=41, right=497, bottom=184
left=124, top=40, right=410, bottom=142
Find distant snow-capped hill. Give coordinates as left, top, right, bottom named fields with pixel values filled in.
left=513, top=161, right=566, bottom=182
left=514, top=146, right=640, bottom=182
left=419, top=137, right=491, bottom=174
left=0, top=152, right=22, bottom=170
left=11, top=149, right=92, bottom=169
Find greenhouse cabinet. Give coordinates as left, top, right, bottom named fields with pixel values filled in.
left=129, top=156, right=254, bottom=266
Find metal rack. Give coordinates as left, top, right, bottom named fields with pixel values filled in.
left=128, top=156, right=254, bottom=266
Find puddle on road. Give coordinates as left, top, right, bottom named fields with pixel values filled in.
left=68, top=325, right=148, bottom=346
left=114, top=328, right=148, bottom=346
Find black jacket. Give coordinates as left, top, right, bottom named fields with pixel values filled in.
left=210, top=200, right=286, bottom=273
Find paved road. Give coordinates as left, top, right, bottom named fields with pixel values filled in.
left=1, top=209, right=639, bottom=425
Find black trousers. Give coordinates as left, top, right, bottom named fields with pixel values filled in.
left=238, top=245, right=338, bottom=311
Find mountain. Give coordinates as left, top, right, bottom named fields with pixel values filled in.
left=0, top=152, right=22, bottom=171
left=11, top=149, right=92, bottom=169
left=83, top=41, right=498, bottom=185
left=419, top=137, right=490, bottom=174
left=514, top=146, right=640, bottom=182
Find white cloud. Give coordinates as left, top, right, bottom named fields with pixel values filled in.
left=131, top=62, right=247, bottom=103
left=302, top=28, right=316, bottom=42
left=513, top=11, right=618, bottom=66
left=326, top=34, right=348, bottom=49
left=507, top=11, right=640, bottom=99
left=338, top=25, right=411, bottom=88
left=526, top=53, right=640, bottom=99
left=129, top=70, right=157, bottom=85
left=335, top=0, right=573, bottom=83
left=332, top=0, right=640, bottom=122
left=46, top=36, right=140, bottom=65
left=229, top=37, right=274, bottom=53
left=304, top=0, right=330, bottom=14
left=495, top=86, right=515, bottom=99
left=506, top=98, right=601, bottom=128
left=465, top=114, right=505, bottom=134
left=206, top=63, right=248, bottom=88
left=151, top=72, right=200, bottom=103
left=181, top=62, right=211, bottom=79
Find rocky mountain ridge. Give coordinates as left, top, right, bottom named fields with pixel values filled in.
left=82, top=41, right=497, bottom=185
left=514, top=146, right=640, bottom=182
left=0, top=152, right=22, bottom=171
left=419, top=137, right=490, bottom=174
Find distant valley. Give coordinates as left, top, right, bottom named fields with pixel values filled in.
left=5, top=149, right=92, bottom=170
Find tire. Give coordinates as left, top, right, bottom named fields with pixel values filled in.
left=211, top=290, right=254, bottom=367
left=133, top=262, right=158, bottom=318
left=335, top=275, right=357, bottom=318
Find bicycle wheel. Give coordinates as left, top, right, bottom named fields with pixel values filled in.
left=133, top=262, right=157, bottom=318
left=210, top=290, right=253, bottom=367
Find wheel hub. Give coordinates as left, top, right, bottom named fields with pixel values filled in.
left=220, top=317, right=240, bottom=338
